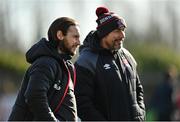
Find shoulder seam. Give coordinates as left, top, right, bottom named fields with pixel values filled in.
left=76, top=50, right=98, bottom=75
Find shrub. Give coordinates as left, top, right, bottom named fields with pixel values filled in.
left=126, top=43, right=180, bottom=73
left=0, top=49, right=29, bottom=74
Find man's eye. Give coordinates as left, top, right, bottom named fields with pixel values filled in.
left=120, top=27, right=125, bottom=31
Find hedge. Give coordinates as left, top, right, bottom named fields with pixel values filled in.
left=126, top=43, right=180, bottom=73
left=0, top=43, right=180, bottom=74
left=0, top=49, right=29, bottom=74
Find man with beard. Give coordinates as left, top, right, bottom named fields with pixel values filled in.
left=8, top=17, right=80, bottom=121
left=75, top=7, right=146, bottom=121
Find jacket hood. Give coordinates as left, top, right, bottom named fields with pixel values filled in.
left=79, top=30, right=114, bottom=55
left=26, top=38, right=71, bottom=64
left=79, top=31, right=104, bottom=53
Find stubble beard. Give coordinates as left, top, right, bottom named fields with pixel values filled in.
left=111, top=39, right=122, bottom=51
left=58, top=40, right=75, bottom=56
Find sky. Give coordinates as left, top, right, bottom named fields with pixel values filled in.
left=1, top=0, right=180, bottom=52
left=6, top=0, right=103, bottom=51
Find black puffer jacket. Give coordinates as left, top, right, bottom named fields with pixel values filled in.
left=75, top=31, right=145, bottom=121
left=8, top=38, right=77, bottom=121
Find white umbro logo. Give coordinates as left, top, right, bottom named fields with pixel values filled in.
left=53, top=80, right=61, bottom=90
left=104, top=64, right=111, bottom=70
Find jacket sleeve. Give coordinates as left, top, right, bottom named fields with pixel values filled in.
left=24, top=59, right=57, bottom=121
left=75, top=64, right=106, bottom=120
left=136, top=74, right=146, bottom=120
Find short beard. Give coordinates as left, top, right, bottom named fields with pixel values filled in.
left=110, top=40, right=121, bottom=52
left=58, top=40, right=74, bottom=56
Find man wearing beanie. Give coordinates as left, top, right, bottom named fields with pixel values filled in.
left=75, top=7, right=146, bottom=121
left=8, top=17, right=80, bottom=121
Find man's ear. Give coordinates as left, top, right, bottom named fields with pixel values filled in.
left=57, top=30, right=64, bottom=40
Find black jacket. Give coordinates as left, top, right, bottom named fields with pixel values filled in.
left=8, top=38, right=77, bottom=121
left=75, top=31, right=145, bottom=121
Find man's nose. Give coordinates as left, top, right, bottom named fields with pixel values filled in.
left=119, top=31, right=125, bottom=38
left=76, top=38, right=80, bottom=45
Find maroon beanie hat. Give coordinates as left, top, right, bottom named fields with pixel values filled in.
left=96, top=7, right=127, bottom=39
